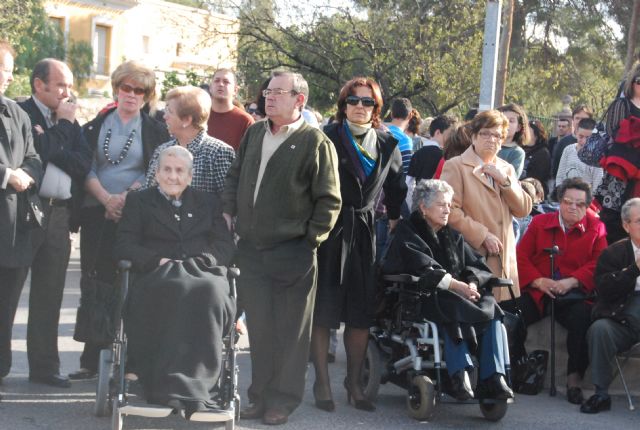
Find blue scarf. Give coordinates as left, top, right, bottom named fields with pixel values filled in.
left=343, top=122, right=375, bottom=177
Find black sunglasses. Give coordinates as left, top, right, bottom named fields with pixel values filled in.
left=247, top=108, right=258, bottom=114
left=345, top=95, right=376, bottom=107
left=633, top=77, right=640, bottom=85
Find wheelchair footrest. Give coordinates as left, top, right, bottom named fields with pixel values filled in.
left=187, top=409, right=234, bottom=422
left=119, top=404, right=173, bottom=418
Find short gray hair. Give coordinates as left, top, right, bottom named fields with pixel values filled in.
left=271, top=70, right=309, bottom=99
left=157, top=145, right=193, bottom=173
left=412, top=179, right=454, bottom=212
left=621, top=198, right=640, bottom=223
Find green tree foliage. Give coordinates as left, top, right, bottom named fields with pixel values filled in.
left=0, top=0, right=42, bottom=43
left=236, top=0, right=486, bottom=116
left=213, top=1, right=631, bottom=118
left=0, top=0, right=65, bottom=73
left=68, top=41, right=94, bottom=92
left=160, top=70, right=205, bottom=99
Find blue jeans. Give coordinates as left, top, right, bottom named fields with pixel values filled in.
left=443, top=319, right=506, bottom=380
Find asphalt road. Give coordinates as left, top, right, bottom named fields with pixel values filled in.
left=1, top=253, right=639, bottom=429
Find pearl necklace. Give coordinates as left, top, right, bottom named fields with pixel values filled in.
left=103, top=128, right=136, bottom=165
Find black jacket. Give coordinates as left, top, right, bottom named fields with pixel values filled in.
left=593, top=238, right=640, bottom=326
left=382, top=211, right=503, bottom=346
left=316, top=122, right=406, bottom=325
left=114, top=187, right=235, bottom=273
left=0, top=95, right=42, bottom=267
left=18, top=97, right=91, bottom=231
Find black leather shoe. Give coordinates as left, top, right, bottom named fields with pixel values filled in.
left=567, top=386, right=584, bottom=405
left=240, top=403, right=265, bottom=420
left=68, top=368, right=97, bottom=380
left=449, top=370, right=474, bottom=401
left=477, top=373, right=514, bottom=400
left=580, top=394, right=611, bottom=414
left=29, top=373, right=71, bottom=388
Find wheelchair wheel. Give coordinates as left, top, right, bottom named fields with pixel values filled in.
left=407, top=375, right=436, bottom=420
left=362, top=339, right=382, bottom=401
left=111, top=399, right=123, bottom=430
left=95, top=349, right=113, bottom=417
left=479, top=400, right=508, bottom=422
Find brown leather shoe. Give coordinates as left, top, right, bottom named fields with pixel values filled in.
left=240, top=403, right=264, bottom=420
left=262, top=408, right=289, bottom=425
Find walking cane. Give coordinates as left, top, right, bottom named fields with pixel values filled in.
left=543, top=245, right=560, bottom=397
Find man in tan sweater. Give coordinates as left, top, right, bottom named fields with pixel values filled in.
left=222, top=71, right=341, bottom=425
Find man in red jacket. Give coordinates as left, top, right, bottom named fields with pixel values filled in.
left=510, top=177, right=608, bottom=405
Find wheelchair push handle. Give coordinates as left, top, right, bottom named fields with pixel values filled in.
left=118, top=260, right=132, bottom=271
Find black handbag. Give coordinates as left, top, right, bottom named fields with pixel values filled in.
left=553, top=289, right=594, bottom=310
left=512, top=349, right=549, bottom=395
left=501, top=279, right=528, bottom=363
left=73, top=223, right=117, bottom=344
left=73, top=272, right=116, bottom=344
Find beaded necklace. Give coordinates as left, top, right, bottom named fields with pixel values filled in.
left=103, top=128, right=136, bottom=165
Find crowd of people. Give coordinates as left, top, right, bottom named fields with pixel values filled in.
left=1, top=35, right=640, bottom=425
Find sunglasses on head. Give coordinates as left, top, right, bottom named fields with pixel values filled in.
left=345, top=95, right=376, bottom=107
left=120, top=83, right=146, bottom=95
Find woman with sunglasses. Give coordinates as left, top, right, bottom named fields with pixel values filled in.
left=311, top=77, right=407, bottom=412
left=440, top=110, right=532, bottom=302
left=69, top=61, right=169, bottom=380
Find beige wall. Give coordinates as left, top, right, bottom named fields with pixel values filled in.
left=45, top=0, right=238, bottom=95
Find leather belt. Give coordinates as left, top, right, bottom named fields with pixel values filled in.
left=47, top=198, right=68, bottom=207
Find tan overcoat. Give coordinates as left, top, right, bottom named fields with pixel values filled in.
left=440, top=146, right=532, bottom=301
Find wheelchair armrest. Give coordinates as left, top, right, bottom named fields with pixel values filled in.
left=383, top=274, right=420, bottom=283
left=118, top=260, right=132, bottom=271
left=487, top=277, right=513, bottom=288
left=228, top=266, right=240, bottom=279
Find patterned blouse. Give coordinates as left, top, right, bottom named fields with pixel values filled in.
left=144, top=130, right=235, bottom=195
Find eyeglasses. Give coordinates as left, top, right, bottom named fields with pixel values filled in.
left=345, top=95, right=376, bottom=107
left=477, top=130, right=502, bottom=141
left=561, top=198, right=587, bottom=208
left=262, top=88, right=298, bottom=97
left=120, top=83, right=146, bottom=95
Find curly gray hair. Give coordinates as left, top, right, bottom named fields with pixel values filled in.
left=412, top=179, right=454, bottom=212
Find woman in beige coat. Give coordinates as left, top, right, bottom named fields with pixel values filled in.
left=441, top=110, right=532, bottom=301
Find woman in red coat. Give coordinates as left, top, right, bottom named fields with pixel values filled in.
left=508, top=177, right=607, bottom=405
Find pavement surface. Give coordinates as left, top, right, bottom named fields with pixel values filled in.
left=1, top=250, right=639, bottom=429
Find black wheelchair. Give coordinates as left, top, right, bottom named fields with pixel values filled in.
left=94, top=260, right=241, bottom=430
left=362, top=274, right=514, bottom=422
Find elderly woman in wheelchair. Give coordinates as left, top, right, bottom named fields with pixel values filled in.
left=113, top=146, right=236, bottom=416
left=382, top=179, right=513, bottom=402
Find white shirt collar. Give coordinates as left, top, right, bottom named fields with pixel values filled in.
left=32, top=96, right=54, bottom=127
left=264, top=114, right=305, bottom=137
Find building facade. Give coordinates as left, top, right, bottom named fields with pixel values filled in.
left=45, top=0, right=238, bottom=94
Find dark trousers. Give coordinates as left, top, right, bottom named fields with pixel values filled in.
left=443, top=319, right=507, bottom=380
left=503, top=292, right=592, bottom=377
left=588, top=295, right=640, bottom=391
left=0, top=266, right=29, bottom=377
left=236, top=239, right=317, bottom=414
left=27, top=202, right=71, bottom=377
left=78, top=206, right=117, bottom=371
